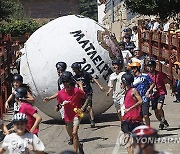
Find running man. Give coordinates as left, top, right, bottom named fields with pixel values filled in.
left=147, top=60, right=170, bottom=129
left=129, top=62, right=155, bottom=126
left=44, top=62, right=75, bottom=145
left=56, top=71, right=85, bottom=154
left=121, top=72, right=143, bottom=154
left=71, top=62, right=105, bottom=128
left=106, top=59, right=125, bottom=121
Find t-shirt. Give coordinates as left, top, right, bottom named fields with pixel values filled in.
left=2, top=132, right=45, bottom=154
left=153, top=22, right=160, bottom=31
left=108, top=72, right=126, bottom=99
left=163, top=22, right=170, bottom=32
left=124, top=42, right=136, bottom=52
left=148, top=71, right=167, bottom=96
left=73, top=71, right=93, bottom=95
left=57, top=87, right=85, bottom=122
left=133, top=73, right=153, bottom=103
left=19, top=103, right=39, bottom=134
left=121, top=50, right=133, bottom=66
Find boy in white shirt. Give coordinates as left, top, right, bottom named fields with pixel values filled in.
left=106, top=59, right=126, bottom=121
left=0, top=113, right=45, bottom=154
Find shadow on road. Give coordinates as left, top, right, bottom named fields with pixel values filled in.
left=159, top=133, right=178, bottom=137
left=166, top=127, right=180, bottom=131
left=42, top=119, right=65, bottom=125
left=80, top=137, right=108, bottom=143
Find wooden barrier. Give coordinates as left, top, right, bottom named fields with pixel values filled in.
left=139, top=29, right=180, bottom=84
left=0, top=34, right=29, bottom=118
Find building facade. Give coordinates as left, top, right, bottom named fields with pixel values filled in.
left=99, top=0, right=144, bottom=41
left=20, top=0, right=80, bottom=20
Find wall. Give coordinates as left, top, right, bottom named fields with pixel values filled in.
left=20, top=0, right=80, bottom=19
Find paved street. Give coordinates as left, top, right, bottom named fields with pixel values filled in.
left=2, top=85, right=180, bottom=154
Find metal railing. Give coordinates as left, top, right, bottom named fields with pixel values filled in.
left=0, top=34, right=29, bottom=118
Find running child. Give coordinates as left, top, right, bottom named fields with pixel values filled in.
left=5, top=74, right=34, bottom=113
left=15, top=87, right=42, bottom=135
left=106, top=59, right=125, bottom=121
left=121, top=72, right=143, bottom=154
left=147, top=60, right=170, bottom=129
left=71, top=62, right=105, bottom=128
left=56, top=71, right=85, bottom=154
left=0, top=113, right=45, bottom=154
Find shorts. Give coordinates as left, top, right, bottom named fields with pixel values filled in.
left=121, top=120, right=142, bottom=133
left=66, top=117, right=81, bottom=128
left=82, top=94, right=92, bottom=107
left=141, top=102, right=150, bottom=116
left=151, top=95, right=165, bottom=110
left=113, top=97, right=124, bottom=111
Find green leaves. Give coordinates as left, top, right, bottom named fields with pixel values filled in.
left=0, top=0, right=24, bottom=20
left=0, top=19, right=44, bottom=37
left=80, top=0, right=98, bottom=21
left=124, top=0, right=180, bottom=19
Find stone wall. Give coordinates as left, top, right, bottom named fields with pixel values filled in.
left=20, top=0, right=80, bottom=19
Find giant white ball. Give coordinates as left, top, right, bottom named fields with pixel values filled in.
left=20, top=15, right=119, bottom=120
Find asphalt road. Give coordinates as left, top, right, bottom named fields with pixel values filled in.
left=2, top=85, right=180, bottom=154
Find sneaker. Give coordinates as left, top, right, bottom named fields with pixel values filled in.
left=68, top=138, right=73, bottom=145
left=173, top=100, right=178, bottom=103
left=163, top=120, right=169, bottom=128
left=90, top=120, right=95, bottom=128
left=159, top=123, right=164, bottom=130
left=78, top=143, right=84, bottom=154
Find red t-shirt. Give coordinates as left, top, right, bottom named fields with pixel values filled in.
left=57, top=87, right=85, bottom=122
left=148, top=71, right=167, bottom=96
left=19, top=103, right=39, bottom=134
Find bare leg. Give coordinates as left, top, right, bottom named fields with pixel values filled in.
left=143, top=115, right=150, bottom=126
left=72, top=126, right=79, bottom=153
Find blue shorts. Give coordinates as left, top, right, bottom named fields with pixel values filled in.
left=151, top=95, right=165, bottom=110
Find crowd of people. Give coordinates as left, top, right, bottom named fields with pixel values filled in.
left=0, top=23, right=179, bottom=154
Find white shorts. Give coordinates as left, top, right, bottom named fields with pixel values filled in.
left=113, top=97, right=125, bottom=116
left=59, top=106, right=65, bottom=119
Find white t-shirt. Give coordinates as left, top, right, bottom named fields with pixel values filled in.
left=2, top=133, right=45, bottom=154
left=153, top=22, right=160, bottom=31
left=163, top=22, right=170, bottom=32
left=131, top=33, right=139, bottom=47
left=122, top=50, right=133, bottom=66
left=108, top=72, right=126, bottom=99
left=12, top=88, right=19, bottom=112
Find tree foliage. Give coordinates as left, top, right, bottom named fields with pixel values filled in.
left=0, top=0, right=24, bottom=20
left=80, top=0, right=98, bottom=21
left=0, top=19, right=44, bottom=37
left=124, top=0, right=180, bottom=19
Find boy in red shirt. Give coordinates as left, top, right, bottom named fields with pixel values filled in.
left=121, top=73, right=143, bottom=154
left=57, top=71, right=85, bottom=154
left=15, top=87, right=42, bottom=135
left=147, top=60, right=170, bottom=129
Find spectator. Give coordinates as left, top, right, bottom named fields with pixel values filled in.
left=132, top=26, right=139, bottom=48
left=163, top=19, right=170, bottom=32
left=129, top=48, right=145, bottom=72
left=172, top=79, right=180, bottom=103
left=152, top=18, right=160, bottom=31
left=118, top=41, right=133, bottom=68
left=122, top=28, right=132, bottom=42
left=124, top=35, right=136, bottom=54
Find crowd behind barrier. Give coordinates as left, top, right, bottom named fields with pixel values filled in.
left=0, top=34, right=29, bottom=118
